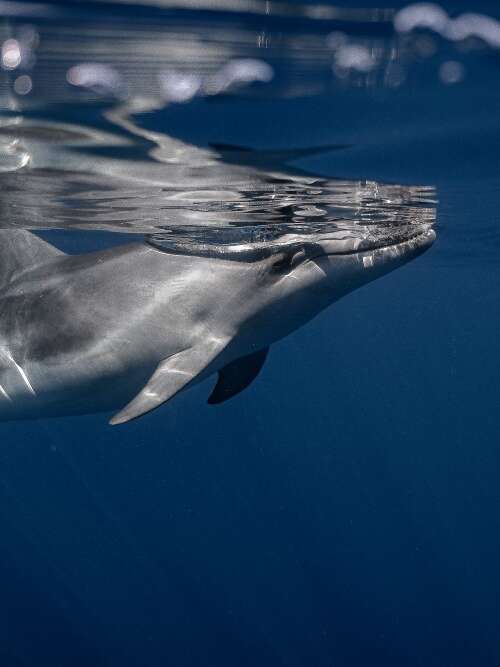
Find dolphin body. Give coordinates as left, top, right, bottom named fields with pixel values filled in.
left=0, top=225, right=435, bottom=424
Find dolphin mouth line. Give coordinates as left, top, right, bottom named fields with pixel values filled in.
left=148, top=226, right=436, bottom=263
left=312, top=227, right=436, bottom=261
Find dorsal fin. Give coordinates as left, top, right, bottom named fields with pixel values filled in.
left=0, top=230, right=64, bottom=286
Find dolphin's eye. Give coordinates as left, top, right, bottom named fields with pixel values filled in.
left=269, top=247, right=307, bottom=274
left=270, top=252, right=295, bottom=274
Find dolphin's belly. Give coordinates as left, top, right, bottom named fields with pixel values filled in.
left=0, top=320, right=186, bottom=420
left=0, top=273, right=198, bottom=419
left=0, top=354, right=158, bottom=420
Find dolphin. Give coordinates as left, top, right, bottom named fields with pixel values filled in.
left=0, top=224, right=435, bottom=424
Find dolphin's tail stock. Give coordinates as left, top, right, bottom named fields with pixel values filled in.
left=0, top=230, right=64, bottom=287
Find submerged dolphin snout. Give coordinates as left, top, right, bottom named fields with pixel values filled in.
left=313, top=223, right=435, bottom=258
left=357, top=225, right=436, bottom=265
left=308, top=224, right=436, bottom=293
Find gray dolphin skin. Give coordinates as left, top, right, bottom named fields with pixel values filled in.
left=0, top=225, right=435, bottom=425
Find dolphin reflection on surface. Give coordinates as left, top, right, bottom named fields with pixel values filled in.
left=0, top=221, right=435, bottom=425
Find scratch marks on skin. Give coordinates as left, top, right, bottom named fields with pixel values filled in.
left=166, top=368, right=194, bottom=379
left=14, top=362, right=36, bottom=395
left=0, top=385, right=11, bottom=401
left=0, top=346, right=36, bottom=395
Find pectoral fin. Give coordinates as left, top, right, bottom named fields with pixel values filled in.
left=110, top=337, right=229, bottom=425
left=208, top=347, right=269, bottom=405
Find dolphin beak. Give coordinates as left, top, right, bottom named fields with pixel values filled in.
left=316, top=225, right=436, bottom=259
left=310, top=226, right=436, bottom=287
left=358, top=226, right=436, bottom=264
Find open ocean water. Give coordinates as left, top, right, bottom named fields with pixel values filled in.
left=0, top=0, right=499, bottom=665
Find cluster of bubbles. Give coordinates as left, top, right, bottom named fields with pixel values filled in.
left=394, top=3, right=500, bottom=48
left=1, top=3, right=500, bottom=104
left=396, top=3, right=500, bottom=84
left=0, top=25, right=38, bottom=96
left=66, top=63, right=126, bottom=98
left=327, top=3, right=500, bottom=87
left=0, top=26, right=34, bottom=170
left=65, top=57, right=273, bottom=102
left=161, top=59, right=274, bottom=101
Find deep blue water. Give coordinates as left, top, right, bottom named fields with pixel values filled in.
left=1, top=1, right=500, bottom=665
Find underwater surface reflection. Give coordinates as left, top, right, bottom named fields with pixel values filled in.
left=0, top=1, right=500, bottom=666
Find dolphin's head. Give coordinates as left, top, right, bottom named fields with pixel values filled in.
left=147, top=219, right=435, bottom=343
left=266, top=223, right=436, bottom=298
left=238, top=221, right=436, bottom=339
